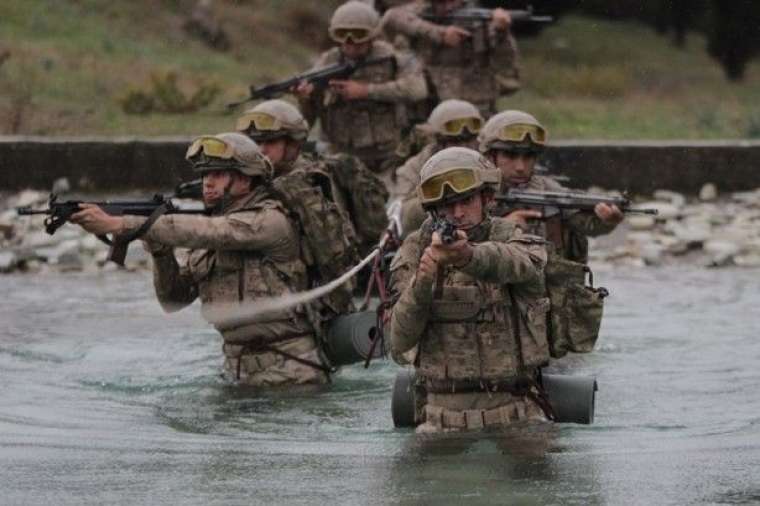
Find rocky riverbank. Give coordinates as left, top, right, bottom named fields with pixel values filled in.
left=2, top=184, right=760, bottom=274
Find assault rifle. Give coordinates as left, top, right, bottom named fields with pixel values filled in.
left=494, top=189, right=658, bottom=217
left=421, top=6, right=553, bottom=25
left=227, top=56, right=395, bottom=109
left=432, top=216, right=457, bottom=244
left=17, top=183, right=206, bottom=266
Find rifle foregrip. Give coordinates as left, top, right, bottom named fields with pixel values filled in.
left=107, top=241, right=129, bottom=267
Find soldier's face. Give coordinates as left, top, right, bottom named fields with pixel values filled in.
left=493, top=151, right=537, bottom=186
left=202, top=170, right=251, bottom=207
left=258, top=138, right=287, bottom=164
left=436, top=192, right=486, bottom=230
left=341, top=39, right=372, bottom=60
left=432, top=0, right=463, bottom=16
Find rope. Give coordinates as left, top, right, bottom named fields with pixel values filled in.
left=205, top=233, right=390, bottom=328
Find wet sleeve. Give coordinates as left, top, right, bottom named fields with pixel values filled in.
left=121, top=209, right=297, bottom=255
left=366, top=53, right=428, bottom=102
left=388, top=236, right=433, bottom=355
left=148, top=245, right=199, bottom=313
left=459, top=234, right=547, bottom=286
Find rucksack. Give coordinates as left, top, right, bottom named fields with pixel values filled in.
left=271, top=169, right=360, bottom=317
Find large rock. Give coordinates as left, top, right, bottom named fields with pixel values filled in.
left=0, top=251, right=17, bottom=272
left=699, top=183, right=718, bottom=201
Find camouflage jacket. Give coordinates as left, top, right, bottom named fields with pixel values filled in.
left=122, top=189, right=314, bottom=349
left=492, top=174, right=618, bottom=262
left=381, top=0, right=520, bottom=116
left=391, top=142, right=437, bottom=236
left=388, top=217, right=550, bottom=384
left=299, top=39, right=428, bottom=169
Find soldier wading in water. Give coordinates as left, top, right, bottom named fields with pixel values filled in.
left=71, top=133, right=333, bottom=387
left=388, top=147, right=554, bottom=433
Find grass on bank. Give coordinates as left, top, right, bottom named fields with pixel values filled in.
left=1, top=0, right=759, bottom=139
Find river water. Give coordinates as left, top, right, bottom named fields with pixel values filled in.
left=1, top=266, right=759, bottom=505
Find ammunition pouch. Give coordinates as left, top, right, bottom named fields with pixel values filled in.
left=545, top=254, right=607, bottom=357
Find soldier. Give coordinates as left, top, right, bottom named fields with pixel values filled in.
left=480, top=110, right=624, bottom=263
left=294, top=1, right=428, bottom=179
left=391, top=98, right=483, bottom=235
left=388, top=147, right=552, bottom=433
left=237, top=99, right=389, bottom=255
left=71, top=133, right=331, bottom=387
left=381, top=0, right=520, bottom=117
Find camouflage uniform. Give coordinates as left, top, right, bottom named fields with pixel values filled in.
left=300, top=2, right=428, bottom=175
left=493, top=174, right=617, bottom=263
left=292, top=152, right=390, bottom=254
left=480, top=110, right=618, bottom=263
left=388, top=147, right=551, bottom=433
left=381, top=0, right=520, bottom=117
left=391, top=99, right=483, bottom=237
left=125, top=133, right=329, bottom=387
left=238, top=99, right=389, bottom=254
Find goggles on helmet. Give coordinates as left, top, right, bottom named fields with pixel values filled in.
left=442, top=117, right=482, bottom=137
left=330, top=27, right=373, bottom=44
left=418, top=168, right=481, bottom=205
left=496, top=123, right=547, bottom=145
left=186, top=136, right=235, bottom=160
left=235, top=112, right=282, bottom=133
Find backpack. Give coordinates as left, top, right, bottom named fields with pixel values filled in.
left=271, top=170, right=360, bottom=318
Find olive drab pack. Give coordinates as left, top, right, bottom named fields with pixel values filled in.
left=270, top=170, right=360, bottom=316
left=543, top=253, right=607, bottom=357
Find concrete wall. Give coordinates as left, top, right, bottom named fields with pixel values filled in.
left=2, top=136, right=760, bottom=195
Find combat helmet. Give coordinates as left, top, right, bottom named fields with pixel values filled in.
left=185, top=132, right=273, bottom=180
left=329, top=1, right=380, bottom=43
left=417, top=147, right=501, bottom=209
left=236, top=100, right=309, bottom=142
left=427, top=99, right=484, bottom=141
left=478, top=110, right=548, bottom=154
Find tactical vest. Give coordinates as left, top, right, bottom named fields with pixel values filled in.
left=490, top=175, right=607, bottom=357
left=187, top=196, right=312, bottom=347
left=319, top=41, right=405, bottom=159
left=415, top=218, right=551, bottom=383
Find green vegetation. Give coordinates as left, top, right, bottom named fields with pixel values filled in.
left=1, top=0, right=758, bottom=139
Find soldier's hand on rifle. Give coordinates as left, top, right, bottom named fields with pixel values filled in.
left=293, top=80, right=315, bottom=98
left=418, top=247, right=439, bottom=281
left=70, top=203, right=125, bottom=235
left=595, top=203, right=624, bottom=225
left=491, top=8, right=511, bottom=30
left=504, top=209, right=542, bottom=228
left=442, top=25, right=471, bottom=47
left=430, top=230, right=473, bottom=268
left=329, top=79, right=369, bottom=100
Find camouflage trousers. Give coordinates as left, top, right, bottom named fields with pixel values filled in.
left=222, top=335, right=329, bottom=387
left=417, top=391, right=547, bottom=433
